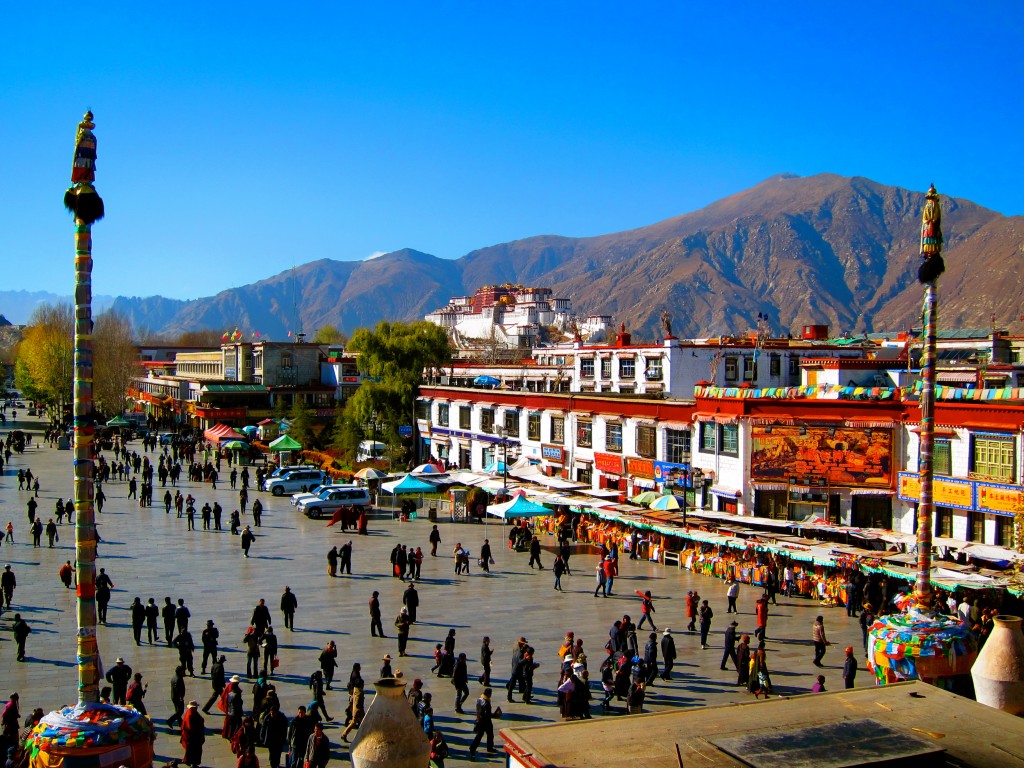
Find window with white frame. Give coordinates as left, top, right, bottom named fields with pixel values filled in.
left=605, top=421, right=622, bottom=453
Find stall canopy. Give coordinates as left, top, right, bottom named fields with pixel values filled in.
left=222, top=440, right=248, bottom=451
left=105, top=416, right=131, bottom=427
left=204, top=423, right=247, bottom=443
left=354, top=467, right=389, bottom=480
left=487, top=494, right=552, bottom=519
left=509, top=464, right=587, bottom=490
left=268, top=434, right=302, bottom=452
left=382, top=474, right=437, bottom=494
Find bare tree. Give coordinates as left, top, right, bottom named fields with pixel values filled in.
left=93, top=309, right=137, bottom=416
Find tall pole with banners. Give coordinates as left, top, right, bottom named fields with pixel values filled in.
left=65, top=111, right=104, bottom=703
left=26, top=112, right=155, bottom=768
left=914, top=184, right=945, bottom=610
left=865, top=185, right=976, bottom=688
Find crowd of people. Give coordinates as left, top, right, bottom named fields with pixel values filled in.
left=1, top=403, right=1016, bottom=768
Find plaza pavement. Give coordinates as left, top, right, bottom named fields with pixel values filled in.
left=1, top=412, right=868, bottom=767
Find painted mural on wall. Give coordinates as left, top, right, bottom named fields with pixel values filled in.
left=751, top=426, right=892, bottom=487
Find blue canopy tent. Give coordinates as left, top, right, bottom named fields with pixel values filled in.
left=381, top=473, right=438, bottom=520
left=486, top=494, right=551, bottom=520
left=473, top=375, right=501, bottom=387
left=483, top=460, right=508, bottom=475
left=382, top=474, right=437, bottom=494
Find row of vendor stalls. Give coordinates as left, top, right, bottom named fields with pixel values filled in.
left=447, top=468, right=1021, bottom=603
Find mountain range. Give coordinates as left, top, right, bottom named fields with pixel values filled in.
left=5, top=173, right=1022, bottom=340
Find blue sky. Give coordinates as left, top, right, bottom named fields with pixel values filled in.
left=3, top=2, right=1022, bottom=302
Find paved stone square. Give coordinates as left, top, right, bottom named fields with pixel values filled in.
left=1, top=413, right=867, bottom=767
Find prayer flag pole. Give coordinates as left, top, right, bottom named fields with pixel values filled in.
left=65, top=110, right=105, bottom=702
left=865, top=185, right=976, bottom=687
left=27, top=112, right=155, bottom=768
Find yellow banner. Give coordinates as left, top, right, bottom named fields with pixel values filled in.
left=977, top=484, right=1024, bottom=515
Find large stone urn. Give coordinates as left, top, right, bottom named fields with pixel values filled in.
left=971, top=615, right=1024, bottom=714
left=350, top=678, right=430, bottom=768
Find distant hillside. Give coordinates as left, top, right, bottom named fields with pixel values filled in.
left=31, top=174, right=1024, bottom=340
left=0, top=290, right=115, bottom=325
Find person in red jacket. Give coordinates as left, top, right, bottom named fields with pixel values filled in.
left=686, top=591, right=700, bottom=632
left=636, top=590, right=657, bottom=631
left=180, top=701, right=205, bottom=768
left=755, top=594, right=769, bottom=641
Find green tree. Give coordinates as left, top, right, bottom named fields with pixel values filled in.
left=346, top=320, right=451, bottom=462
left=330, top=403, right=365, bottom=461
left=287, top=395, right=315, bottom=449
left=15, top=303, right=73, bottom=413
left=312, top=325, right=348, bottom=346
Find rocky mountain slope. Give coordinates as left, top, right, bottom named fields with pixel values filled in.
left=20, top=174, right=1023, bottom=340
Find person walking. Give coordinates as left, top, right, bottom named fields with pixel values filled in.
left=96, top=579, right=111, bottom=625
left=13, top=613, right=32, bottom=661
left=736, top=634, right=751, bottom=688
left=304, top=721, right=331, bottom=768
left=280, top=586, right=298, bottom=630
left=1, top=564, right=15, bottom=609
left=241, top=525, right=255, bottom=557
left=479, top=636, right=493, bottom=685
left=262, top=627, right=279, bottom=676
left=699, top=600, right=714, bottom=649
left=175, top=598, right=191, bottom=634
left=812, top=615, right=830, bottom=667
left=660, top=628, right=677, bottom=680
left=179, top=704, right=204, bottom=768
left=602, top=556, right=615, bottom=596
left=327, top=546, right=338, bottom=577
left=395, top=608, right=411, bottom=657
left=594, top=561, right=607, bottom=597
left=252, top=497, right=263, bottom=527
left=318, top=641, right=338, bottom=689
left=308, top=670, right=332, bottom=722
left=201, top=620, right=220, bottom=673
left=287, top=706, right=315, bottom=768
left=163, top=597, right=177, bottom=646
left=720, top=620, right=739, bottom=671
left=168, top=666, right=187, bottom=729
left=636, top=590, right=657, bottom=631
left=429, top=524, right=441, bottom=556
left=180, top=701, right=205, bottom=768
left=203, top=655, right=227, bottom=713
left=754, top=594, right=769, bottom=642
left=452, top=652, right=471, bottom=713
left=107, top=658, right=133, bottom=704
left=402, top=582, right=420, bottom=623
left=145, top=598, right=160, bottom=645
left=55, top=558, right=74, bottom=589
left=339, top=540, right=353, bottom=575
left=480, top=539, right=492, bottom=573
left=842, top=645, right=857, bottom=689
left=686, top=591, right=699, bottom=632
left=468, top=688, right=498, bottom=757
left=263, top=702, right=289, bottom=768
left=126, top=672, right=148, bottom=715
left=173, top=628, right=197, bottom=677
left=130, top=597, right=146, bottom=645
left=726, top=577, right=740, bottom=613
left=528, top=536, right=544, bottom=569
left=552, top=555, right=566, bottom=591
left=369, top=591, right=385, bottom=638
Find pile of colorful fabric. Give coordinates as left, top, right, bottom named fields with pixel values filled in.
left=26, top=702, right=155, bottom=767
left=867, top=606, right=977, bottom=684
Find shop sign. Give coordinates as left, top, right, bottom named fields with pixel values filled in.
left=342, top=376, right=360, bottom=382
left=593, top=452, right=624, bottom=475
left=897, top=472, right=975, bottom=511
left=653, top=461, right=689, bottom=481
left=977, top=482, right=1024, bottom=516
left=541, top=444, right=565, bottom=464
left=626, top=457, right=655, bottom=479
